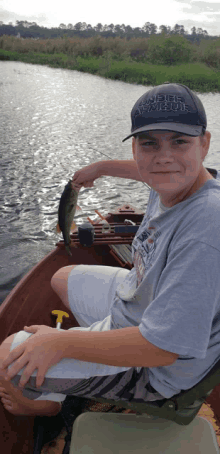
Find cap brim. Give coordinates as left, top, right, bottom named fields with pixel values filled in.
left=122, top=123, right=203, bottom=142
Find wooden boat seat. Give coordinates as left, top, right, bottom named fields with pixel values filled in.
left=69, top=357, right=220, bottom=453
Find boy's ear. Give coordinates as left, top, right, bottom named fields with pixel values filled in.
left=202, top=131, right=211, bottom=161
left=200, top=131, right=211, bottom=161
left=132, top=137, right=136, bottom=160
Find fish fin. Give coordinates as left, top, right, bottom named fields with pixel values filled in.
left=56, top=223, right=61, bottom=233
left=65, top=245, right=72, bottom=256
left=76, top=205, right=81, bottom=211
left=70, top=221, right=77, bottom=232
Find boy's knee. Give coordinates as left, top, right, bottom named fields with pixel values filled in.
left=0, top=333, right=15, bottom=376
left=51, top=265, right=77, bottom=308
left=0, top=333, right=15, bottom=357
left=51, top=269, right=60, bottom=292
left=51, top=266, right=73, bottom=291
left=51, top=265, right=77, bottom=285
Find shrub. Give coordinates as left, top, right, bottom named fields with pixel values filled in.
left=147, top=35, right=194, bottom=65
left=199, top=38, right=220, bottom=69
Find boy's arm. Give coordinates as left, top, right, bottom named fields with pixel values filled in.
left=101, top=160, right=143, bottom=182
left=72, top=160, right=144, bottom=189
left=3, top=325, right=179, bottom=389
left=63, top=326, right=179, bottom=367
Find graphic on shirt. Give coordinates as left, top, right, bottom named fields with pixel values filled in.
left=133, top=224, right=158, bottom=286
left=133, top=249, right=145, bottom=286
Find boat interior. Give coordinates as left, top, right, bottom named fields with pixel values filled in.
left=0, top=203, right=220, bottom=453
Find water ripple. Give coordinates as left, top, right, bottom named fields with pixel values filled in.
left=1, top=61, right=220, bottom=302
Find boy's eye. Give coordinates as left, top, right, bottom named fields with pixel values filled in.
left=140, top=141, right=156, bottom=146
left=174, top=139, right=187, bottom=145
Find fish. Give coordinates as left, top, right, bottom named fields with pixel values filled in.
left=56, top=180, right=81, bottom=256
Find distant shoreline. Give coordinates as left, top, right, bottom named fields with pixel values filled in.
left=1, top=49, right=220, bottom=93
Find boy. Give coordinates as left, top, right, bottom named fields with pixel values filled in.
left=1, top=83, right=220, bottom=417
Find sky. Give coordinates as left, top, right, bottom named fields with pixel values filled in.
left=0, top=0, right=220, bottom=36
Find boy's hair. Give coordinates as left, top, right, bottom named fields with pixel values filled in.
left=200, top=128, right=206, bottom=143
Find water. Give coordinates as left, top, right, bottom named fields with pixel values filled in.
left=1, top=61, right=220, bottom=303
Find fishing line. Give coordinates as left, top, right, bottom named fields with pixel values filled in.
left=88, top=146, right=151, bottom=191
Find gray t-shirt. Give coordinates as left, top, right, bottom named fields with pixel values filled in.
left=111, top=170, right=220, bottom=398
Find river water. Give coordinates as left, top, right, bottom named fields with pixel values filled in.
left=1, top=61, right=220, bottom=304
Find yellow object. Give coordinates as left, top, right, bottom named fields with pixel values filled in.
left=52, top=310, right=69, bottom=328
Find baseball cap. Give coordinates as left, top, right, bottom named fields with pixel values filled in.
left=122, top=83, right=207, bottom=142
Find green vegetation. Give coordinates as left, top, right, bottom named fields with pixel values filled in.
left=1, top=34, right=220, bottom=92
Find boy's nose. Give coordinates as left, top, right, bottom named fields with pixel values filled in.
left=154, top=147, right=175, bottom=163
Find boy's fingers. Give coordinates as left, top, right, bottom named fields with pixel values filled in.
left=18, top=365, right=36, bottom=388
left=36, top=371, right=46, bottom=388
left=23, top=325, right=39, bottom=332
left=2, top=347, right=23, bottom=369
left=5, top=355, right=28, bottom=380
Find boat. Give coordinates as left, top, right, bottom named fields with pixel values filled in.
left=1, top=203, right=220, bottom=454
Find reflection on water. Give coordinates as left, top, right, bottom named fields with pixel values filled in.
left=1, top=61, right=220, bottom=302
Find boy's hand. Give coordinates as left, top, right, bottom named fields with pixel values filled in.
left=72, top=162, right=103, bottom=190
left=2, top=325, right=65, bottom=389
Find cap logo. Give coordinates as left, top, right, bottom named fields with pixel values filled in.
left=134, top=93, right=191, bottom=117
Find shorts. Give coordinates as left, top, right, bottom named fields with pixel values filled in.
left=10, top=265, right=165, bottom=403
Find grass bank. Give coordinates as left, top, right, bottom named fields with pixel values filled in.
left=1, top=49, right=220, bottom=92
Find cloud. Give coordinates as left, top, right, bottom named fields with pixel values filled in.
left=176, top=0, right=220, bottom=15
left=172, top=0, right=220, bottom=34
left=0, top=7, right=48, bottom=25
left=192, top=0, right=220, bottom=3
left=0, top=0, right=220, bottom=34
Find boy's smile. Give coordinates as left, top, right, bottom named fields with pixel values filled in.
left=132, top=130, right=212, bottom=207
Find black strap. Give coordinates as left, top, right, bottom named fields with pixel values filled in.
left=206, top=167, right=217, bottom=178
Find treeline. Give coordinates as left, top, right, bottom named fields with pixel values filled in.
left=0, top=20, right=217, bottom=44
left=1, top=34, right=220, bottom=68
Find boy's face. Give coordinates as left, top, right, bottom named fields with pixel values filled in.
left=132, top=130, right=211, bottom=206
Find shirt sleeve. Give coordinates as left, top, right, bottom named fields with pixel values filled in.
left=139, top=240, right=220, bottom=359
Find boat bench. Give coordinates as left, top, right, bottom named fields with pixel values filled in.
left=109, top=243, right=133, bottom=268
left=69, top=356, right=220, bottom=453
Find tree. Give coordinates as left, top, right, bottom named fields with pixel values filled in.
left=74, top=22, right=83, bottom=31
left=81, top=22, right=88, bottom=31
left=143, top=22, right=157, bottom=35
left=172, top=24, right=186, bottom=35
left=59, top=23, right=67, bottom=29
left=197, top=27, right=208, bottom=37
left=114, top=24, right=124, bottom=35
left=150, top=23, right=157, bottom=35
left=124, top=25, right=133, bottom=34
left=159, top=25, right=168, bottom=34
left=142, top=22, right=151, bottom=35
left=133, top=27, right=143, bottom=36
left=108, top=24, right=115, bottom=33
left=16, top=21, right=25, bottom=27
left=94, top=23, right=103, bottom=33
